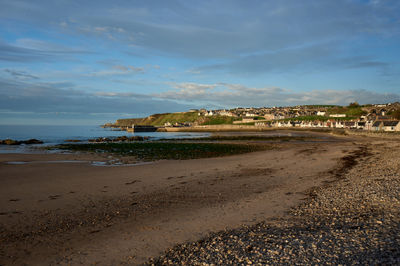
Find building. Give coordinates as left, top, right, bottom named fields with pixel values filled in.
left=382, top=121, right=400, bottom=132
left=329, top=114, right=346, bottom=118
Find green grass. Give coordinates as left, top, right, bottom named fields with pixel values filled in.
left=235, top=122, right=256, bottom=125
left=327, top=106, right=367, bottom=117
left=387, top=109, right=400, bottom=120
left=148, top=112, right=199, bottom=126
left=115, top=118, right=145, bottom=127
left=201, top=116, right=236, bottom=125
left=54, top=142, right=267, bottom=160
left=115, top=112, right=200, bottom=126
left=345, top=107, right=367, bottom=117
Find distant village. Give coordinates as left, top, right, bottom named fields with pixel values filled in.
left=180, top=102, right=400, bottom=132
left=108, top=102, right=400, bottom=132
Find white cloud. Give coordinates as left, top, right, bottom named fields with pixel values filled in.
left=15, top=38, right=88, bottom=54
left=155, top=82, right=400, bottom=107
left=94, top=91, right=149, bottom=99
left=88, top=64, right=145, bottom=77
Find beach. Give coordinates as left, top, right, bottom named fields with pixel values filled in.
left=0, top=132, right=398, bottom=264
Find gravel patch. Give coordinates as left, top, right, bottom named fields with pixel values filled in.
left=148, top=141, right=400, bottom=265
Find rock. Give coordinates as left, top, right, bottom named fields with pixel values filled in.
left=0, top=138, right=43, bottom=145
left=88, top=136, right=149, bottom=143
left=1, top=139, right=21, bottom=145
left=22, top=139, right=44, bottom=144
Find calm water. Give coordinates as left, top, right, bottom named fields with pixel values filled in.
left=0, top=125, right=210, bottom=153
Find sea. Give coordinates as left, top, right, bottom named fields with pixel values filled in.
left=0, top=125, right=210, bottom=153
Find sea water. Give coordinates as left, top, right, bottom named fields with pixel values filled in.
left=0, top=125, right=210, bottom=153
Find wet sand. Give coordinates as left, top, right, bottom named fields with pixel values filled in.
left=0, top=134, right=358, bottom=265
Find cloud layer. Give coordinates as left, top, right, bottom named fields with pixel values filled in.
left=0, top=0, right=399, bottom=124
left=156, top=82, right=400, bottom=107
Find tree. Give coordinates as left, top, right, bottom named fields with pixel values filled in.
left=348, top=102, right=360, bottom=108
left=390, top=109, right=400, bottom=120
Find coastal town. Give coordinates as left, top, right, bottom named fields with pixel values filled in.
left=110, top=102, right=400, bottom=132
left=197, top=102, right=400, bottom=131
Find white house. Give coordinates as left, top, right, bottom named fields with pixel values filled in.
left=245, top=113, right=257, bottom=117
left=329, top=114, right=346, bottom=118
left=382, top=121, right=400, bottom=132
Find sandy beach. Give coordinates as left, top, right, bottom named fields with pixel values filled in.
left=0, top=132, right=397, bottom=265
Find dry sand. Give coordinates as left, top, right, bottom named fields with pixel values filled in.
left=0, top=134, right=360, bottom=265
left=151, top=138, right=400, bottom=265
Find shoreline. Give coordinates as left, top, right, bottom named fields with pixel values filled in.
left=1, top=132, right=398, bottom=264
left=150, top=137, right=400, bottom=264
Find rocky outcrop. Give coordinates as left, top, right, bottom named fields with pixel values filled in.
left=88, top=136, right=149, bottom=143
left=0, top=139, right=44, bottom=145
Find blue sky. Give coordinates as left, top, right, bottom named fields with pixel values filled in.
left=0, top=0, right=399, bottom=125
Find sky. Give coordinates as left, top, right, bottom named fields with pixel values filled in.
left=0, top=0, right=399, bottom=125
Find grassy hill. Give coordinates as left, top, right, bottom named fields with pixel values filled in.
left=201, top=116, right=238, bottom=125
left=115, top=118, right=145, bottom=127
left=115, top=112, right=200, bottom=126
left=113, top=112, right=242, bottom=127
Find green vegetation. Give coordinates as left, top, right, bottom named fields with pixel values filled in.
left=327, top=106, right=366, bottom=117
left=54, top=142, right=266, bottom=160
left=304, top=105, right=339, bottom=108
left=235, top=122, right=256, bottom=126
left=148, top=112, right=199, bottom=126
left=116, top=112, right=200, bottom=126
left=347, top=102, right=360, bottom=108
left=201, top=116, right=237, bottom=125
left=327, top=106, right=347, bottom=114
left=115, top=118, right=144, bottom=126
left=345, top=107, right=367, bottom=117
left=388, top=109, right=400, bottom=120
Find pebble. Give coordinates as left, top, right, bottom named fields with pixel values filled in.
left=148, top=141, right=400, bottom=265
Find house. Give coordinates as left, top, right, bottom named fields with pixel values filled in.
left=329, top=114, right=346, bottom=118
left=317, top=111, right=326, bottom=116
left=255, top=122, right=267, bottom=127
left=376, top=116, right=391, bottom=121
left=217, top=110, right=235, bottom=117
left=245, top=112, right=257, bottom=117
left=344, top=122, right=357, bottom=129
left=264, top=114, right=275, bottom=120
left=274, top=114, right=286, bottom=120
left=291, top=121, right=301, bottom=127
left=372, top=121, right=382, bottom=131
left=205, top=110, right=214, bottom=116
left=364, top=120, right=374, bottom=131
left=356, top=121, right=366, bottom=130
left=382, top=121, right=400, bottom=132
left=335, top=121, right=345, bottom=128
